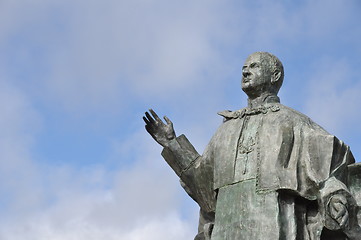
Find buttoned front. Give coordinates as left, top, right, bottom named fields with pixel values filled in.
left=234, top=114, right=260, bottom=182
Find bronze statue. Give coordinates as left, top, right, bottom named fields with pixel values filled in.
left=143, top=52, right=361, bottom=239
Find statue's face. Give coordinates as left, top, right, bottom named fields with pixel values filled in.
left=241, top=53, right=272, bottom=97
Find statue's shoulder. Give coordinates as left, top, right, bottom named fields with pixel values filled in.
left=276, top=104, right=309, bottom=119
left=275, top=103, right=329, bottom=134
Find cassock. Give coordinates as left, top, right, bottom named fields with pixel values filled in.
left=161, top=96, right=357, bottom=240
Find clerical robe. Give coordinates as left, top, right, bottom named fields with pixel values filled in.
left=161, top=99, right=356, bottom=240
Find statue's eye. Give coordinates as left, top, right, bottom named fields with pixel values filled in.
left=250, top=63, right=259, bottom=68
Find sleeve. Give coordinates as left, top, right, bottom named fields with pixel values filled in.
left=161, top=134, right=201, bottom=176
left=161, top=134, right=216, bottom=213
left=161, top=134, right=217, bottom=240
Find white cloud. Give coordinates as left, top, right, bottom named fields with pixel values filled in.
left=2, top=0, right=359, bottom=118
left=0, top=125, right=198, bottom=239
left=0, top=0, right=361, bottom=239
left=1, top=212, right=194, bottom=240
left=0, top=0, right=243, bottom=116
left=0, top=159, right=198, bottom=240
left=0, top=79, right=43, bottom=216
left=302, top=56, right=361, bottom=162
left=0, top=0, right=219, bottom=111
left=303, top=57, right=361, bottom=134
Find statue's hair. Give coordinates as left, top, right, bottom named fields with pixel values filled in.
left=253, top=52, right=284, bottom=94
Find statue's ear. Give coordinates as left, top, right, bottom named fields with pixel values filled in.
left=271, top=70, right=281, bottom=84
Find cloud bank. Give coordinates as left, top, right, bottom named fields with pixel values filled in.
left=0, top=0, right=360, bottom=239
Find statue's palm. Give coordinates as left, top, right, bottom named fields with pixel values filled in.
left=143, top=109, right=176, bottom=147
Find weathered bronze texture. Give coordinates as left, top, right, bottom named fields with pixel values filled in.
left=143, top=52, right=361, bottom=240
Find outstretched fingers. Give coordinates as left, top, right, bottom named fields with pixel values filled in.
left=164, top=116, right=173, bottom=126
left=143, top=116, right=150, bottom=125
left=149, top=109, right=163, bottom=124
left=143, top=109, right=165, bottom=134
left=143, top=109, right=175, bottom=145
left=145, top=111, right=155, bottom=124
left=144, top=112, right=157, bottom=134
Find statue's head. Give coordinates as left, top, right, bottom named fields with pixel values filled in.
left=241, top=52, right=284, bottom=98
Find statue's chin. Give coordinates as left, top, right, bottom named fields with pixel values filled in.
left=242, top=82, right=273, bottom=98
left=241, top=84, right=256, bottom=96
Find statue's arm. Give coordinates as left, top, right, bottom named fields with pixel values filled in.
left=143, top=109, right=216, bottom=240
left=161, top=134, right=201, bottom=176
left=143, top=109, right=216, bottom=212
left=160, top=133, right=216, bottom=214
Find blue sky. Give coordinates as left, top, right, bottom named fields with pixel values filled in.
left=0, top=0, right=361, bottom=239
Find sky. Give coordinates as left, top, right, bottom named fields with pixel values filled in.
left=0, top=0, right=361, bottom=239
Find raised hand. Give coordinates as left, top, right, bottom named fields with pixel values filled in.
left=143, top=109, right=176, bottom=147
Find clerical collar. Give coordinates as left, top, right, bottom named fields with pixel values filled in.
left=248, top=94, right=280, bottom=108
left=217, top=94, right=281, bottom=120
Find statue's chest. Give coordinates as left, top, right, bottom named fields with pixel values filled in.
left=234, top=115, right=260, bottom=181
left=213, top=115, right=262, bottom=189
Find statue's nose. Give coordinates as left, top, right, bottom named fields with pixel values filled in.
left=243, top=69, right=250, bottom=78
